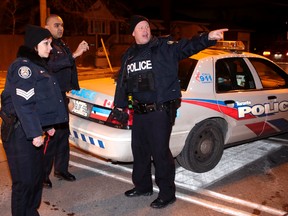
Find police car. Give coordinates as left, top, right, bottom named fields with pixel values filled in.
left=67, top=41, right=288, bottom=173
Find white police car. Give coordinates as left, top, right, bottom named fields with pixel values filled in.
left=67, top=41, right=288, bottom=173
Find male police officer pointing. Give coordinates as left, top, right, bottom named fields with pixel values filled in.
left=114, top=15, right=228, bottom=208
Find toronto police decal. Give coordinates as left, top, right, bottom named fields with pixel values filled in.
left=18, top=66, right=32, bottom=79
left=237, top=100, right=288, bottom=118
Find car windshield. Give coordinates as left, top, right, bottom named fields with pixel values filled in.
left=178, top=58, right=198, bottom=91
left=249, top=57, right=288, bottom=89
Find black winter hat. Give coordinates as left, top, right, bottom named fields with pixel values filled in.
left=24, top=24, right=51, bottom=49
left=129, top=15, right=149, bottom=34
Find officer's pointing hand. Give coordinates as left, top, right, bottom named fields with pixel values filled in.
left=208, top=28, right=229, bottom=40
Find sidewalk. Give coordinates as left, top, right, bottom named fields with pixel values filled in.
left=77, top=66, right=119, bottom=80
left=0, top=66, right=119, bottom=79
left=0, top=66, right=120, bottom=91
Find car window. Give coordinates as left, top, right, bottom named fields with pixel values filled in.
left=248, top=58, right=288, bottom=89
left=215, top=58, right=256, bottom=92
left=178, top=58, right=198, bottom=91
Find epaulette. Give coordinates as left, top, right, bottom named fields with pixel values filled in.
left=158, top=35, right=179, bottom=45
left=19, top=58, right=30, bottom=64
left=167, top=40, right=178, bottom=45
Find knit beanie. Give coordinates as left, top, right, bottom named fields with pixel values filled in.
left=129, top=15, right=149, bottom=34
left=24, top=24, right=51, bottom=49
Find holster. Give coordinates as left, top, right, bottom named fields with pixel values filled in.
left=0, top=110, right=18, bottom=142
left=108, top=107, right=129, bottom=125
left=166, top=98, right=181, bottom=125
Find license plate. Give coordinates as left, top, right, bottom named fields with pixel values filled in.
left=72, top=100, right=90, bottom=117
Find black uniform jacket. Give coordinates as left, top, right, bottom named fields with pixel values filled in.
left=1, top=46, right=68, bottom=140
left=114, top=33, right=216, bottom=108
left=47, top=38, right=80, bottom=92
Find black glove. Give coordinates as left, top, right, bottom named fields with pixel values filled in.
left=110, top=107, right=129, bottom=125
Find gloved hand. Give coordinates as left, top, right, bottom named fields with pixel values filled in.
left=110, top=107, right=129, bottom=125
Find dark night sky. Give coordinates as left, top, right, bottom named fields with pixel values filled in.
left=124, top=0, right=288, bottom=31
left=2, top=0, right=286, bottom=47
left=119, top=0, right=288, bottom=50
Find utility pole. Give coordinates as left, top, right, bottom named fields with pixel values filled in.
left=40, top=0, right=47, bottom=27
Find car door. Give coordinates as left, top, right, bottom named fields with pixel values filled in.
left=247, top=58, right=288, bottom=134
left=214, top=57, right=271, bottom=144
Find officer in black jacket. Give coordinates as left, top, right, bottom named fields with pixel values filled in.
left=43, top=14, right=89, bottom=188
left=114, top=15, right=228, bottom=209
left=0, top=24, right=67, bottom=216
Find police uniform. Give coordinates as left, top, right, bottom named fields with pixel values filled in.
left=43, top=37, right=79, bottom=183
left=0, top=25, right=67, bottom=216
left=114, top=21, right=216, bottom=206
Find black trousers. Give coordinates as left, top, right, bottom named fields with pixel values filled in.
left=43, top=122, right=70, bottom=177
left=3, top=124, right=43, bottom=216
left=43, top=91, right=70, bottom=178
left=131, top=110, right=176, bottom=201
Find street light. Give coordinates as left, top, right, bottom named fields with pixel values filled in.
left=40, top=0, right=47, bottom=27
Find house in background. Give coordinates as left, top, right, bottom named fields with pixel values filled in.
left=0, top=0, right=252, bottom=70
left=82, top=1, right=167, bottom=67
left=83, top=0, right=132, bottom=67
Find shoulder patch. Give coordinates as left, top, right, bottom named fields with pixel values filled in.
left=18, top=66, right=32, bottom=79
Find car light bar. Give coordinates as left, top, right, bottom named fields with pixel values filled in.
left=211, top=41, right=245, bottom=51
left=263, top=51, right=271, bottom=56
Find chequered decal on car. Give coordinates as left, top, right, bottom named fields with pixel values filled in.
left=267, top=118, right=288, bottom=131
left=245, top=118, right=288, bottom=136
left=71, top=130, right=105, bottom=149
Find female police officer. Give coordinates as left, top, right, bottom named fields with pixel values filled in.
left=0, top=25, right=67, bottom=216
left=114, top=15, right=228, bottom=208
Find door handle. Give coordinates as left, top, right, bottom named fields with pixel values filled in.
left=268, top=96, right=277, bottom=100
left=224, top=100, right=235, bottom=104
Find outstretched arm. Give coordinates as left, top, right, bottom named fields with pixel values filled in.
left=208, top=28, right=229, bottom=40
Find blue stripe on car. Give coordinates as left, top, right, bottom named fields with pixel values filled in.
left=71, top=130, right=105, bottom=149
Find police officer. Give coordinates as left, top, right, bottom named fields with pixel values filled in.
left=114, top=15, right=228, bottom=208
left=42, top=14, right=89, bottom=188
left=0, top=24, right=68, bottom=216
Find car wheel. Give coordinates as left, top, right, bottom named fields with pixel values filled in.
left=176, top=119, right=224, bottom=173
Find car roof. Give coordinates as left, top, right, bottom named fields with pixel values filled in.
left=190, top=41, right=266, bottom=61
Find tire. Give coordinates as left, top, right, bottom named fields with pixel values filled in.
left=176, top=119, right=224, bottom=173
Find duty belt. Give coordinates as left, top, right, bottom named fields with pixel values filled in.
left=133, top=100, right=175, bottom=114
